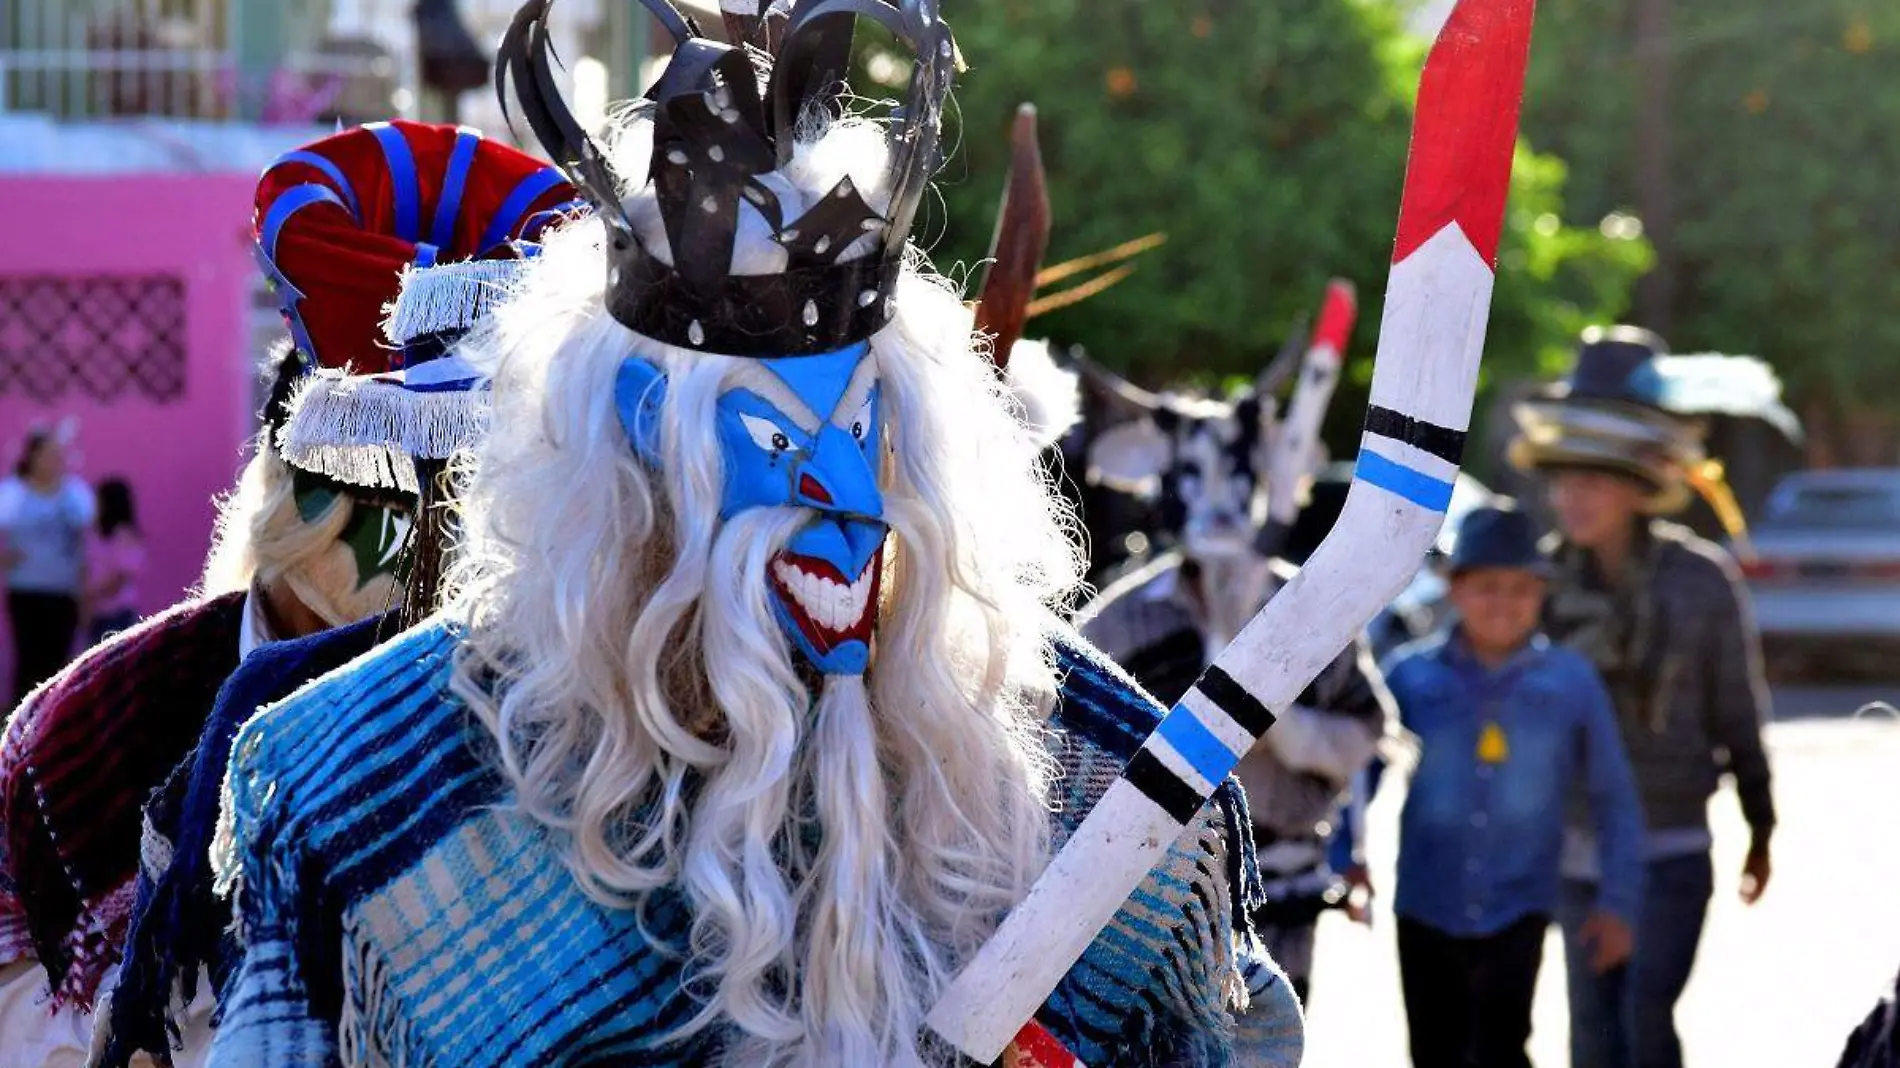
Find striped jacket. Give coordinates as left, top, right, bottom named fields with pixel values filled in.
left=209, top=622, right=1304, bottom=1067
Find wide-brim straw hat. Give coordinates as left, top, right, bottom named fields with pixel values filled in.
left=1508, top=394, right=1700, bottom=514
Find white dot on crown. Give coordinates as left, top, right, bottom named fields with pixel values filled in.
left=803, top=301, right=819, bottom=326
left=700, top=196, right=718, bottom=214
left=667, top=149, right=688, bottom=165
left=688, top=321, right=706, bottom=346
left=814, top=236, right=832, bottom=255
left=858, top=290, right=878, bottom=308
left=708, top=145, right=726, bottom=163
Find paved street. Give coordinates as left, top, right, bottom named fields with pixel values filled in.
left=1302, top=685, right=1900, bottom=1067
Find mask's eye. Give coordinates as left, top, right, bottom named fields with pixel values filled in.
left=740, top=413, right=799, bottom=455
left=848, top=395, right=876, bottom=445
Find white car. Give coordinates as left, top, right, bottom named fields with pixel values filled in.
left=1741, top=469, right=1900, bottom=672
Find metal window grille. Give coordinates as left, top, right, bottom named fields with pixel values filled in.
left=0, top=274, right=188, bottom=404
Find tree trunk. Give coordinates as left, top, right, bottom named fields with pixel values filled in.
left=1802, top=393, right=1839, bottom=470
left=1843, top=404, right=1900, bottom=467
left=1632, top=0, right=1677, bottom=335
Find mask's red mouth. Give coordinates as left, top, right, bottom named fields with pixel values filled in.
left=769, top=548, right=883, bottom=654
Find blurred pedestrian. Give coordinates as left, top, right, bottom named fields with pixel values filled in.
left=1510, top=326, right=1778, bottom=1068
left=86, top=477, right=145, bottom=646
left=1382, top=504, right=1643, bottom=1068
left=0, top=426, right=96, bottom=702
left=1836, top=968, right=1900, bottom=1068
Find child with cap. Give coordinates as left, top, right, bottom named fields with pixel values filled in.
left=1381, top=502, right=1645, bottom=1068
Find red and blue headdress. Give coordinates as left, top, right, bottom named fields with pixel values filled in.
left=254, top=120, right=580, bottom=490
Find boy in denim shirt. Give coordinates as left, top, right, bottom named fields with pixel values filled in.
left=1384, top=504, right=1644, bottom=1068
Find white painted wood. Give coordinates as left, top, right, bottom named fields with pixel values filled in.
left=926, top=221, right=1499, bottom=1064
left=1266, top=344, right=1341, bottom=526
left=1365, top=224, right=1493, bottom=434
left=925, top=779, right=1180, bottom=1059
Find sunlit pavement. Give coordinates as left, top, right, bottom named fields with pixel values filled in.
left=1301, top=688, right=1900, bottom=1067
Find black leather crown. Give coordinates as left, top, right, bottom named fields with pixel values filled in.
left=499, top=0, right=956, bottom=357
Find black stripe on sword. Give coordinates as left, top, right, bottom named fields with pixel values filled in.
left=1197, top=665, right=1276, bottom=738
left=1363, top=406, right=1468, bottom=466
left=1124, top=750, right=1208, bottom=826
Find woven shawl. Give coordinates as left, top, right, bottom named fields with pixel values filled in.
left=98, top=612, right=394, bottom=1068
left=208, top=622, right=1293, bottom=1068
left=0, top=591, right=246, bottom=1007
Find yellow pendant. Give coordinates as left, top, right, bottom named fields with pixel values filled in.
left=1477, top=721, right=1510, bottom=765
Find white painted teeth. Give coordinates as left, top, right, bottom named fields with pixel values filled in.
left=772, top=558, right=876, bottom=634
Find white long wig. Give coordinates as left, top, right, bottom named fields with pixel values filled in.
left=445, top=113, right=1085, bottom=1066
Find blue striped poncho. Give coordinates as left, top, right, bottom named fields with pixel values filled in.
left=208, top=622, right=1304, bottom=1067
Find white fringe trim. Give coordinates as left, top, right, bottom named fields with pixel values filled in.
left=283, top=442, right=423, bottom=495
left=278, top=372, right=491, bottom=492
left=383, top=259, right=529, bottom=345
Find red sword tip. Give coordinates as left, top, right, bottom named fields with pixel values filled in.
left=1313, top=279, right=1359, bottom=353
left=1391, top=0, right=1538, bottom=267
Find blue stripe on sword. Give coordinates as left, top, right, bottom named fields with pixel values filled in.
left=1154, top=704, right=1245, bottom=787
left=1354, top=448, right=1456, bottom=512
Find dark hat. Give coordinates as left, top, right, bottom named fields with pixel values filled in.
left=1547, top=324, right=1672, bottom=408
left=1508, top=324, right=1699, bottom=513
left=1508, top=324, right=1802, bottom=517
left=1449, top=504, right=1552, bottom=578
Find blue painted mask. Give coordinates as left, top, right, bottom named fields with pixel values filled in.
left=616, top=342, right=888, bottom=675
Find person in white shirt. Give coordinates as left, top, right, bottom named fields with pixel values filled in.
left=1, top=425, right=96, bottom=703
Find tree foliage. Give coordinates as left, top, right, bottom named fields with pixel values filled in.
left=1523, top=0, right=1900, bottom=454
left=889, top=0, right=1649, bottom=465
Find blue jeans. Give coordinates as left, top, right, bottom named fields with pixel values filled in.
left=1558, top=852, right=1714, bottom=1068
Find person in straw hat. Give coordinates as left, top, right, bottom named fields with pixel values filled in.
left=1510, top=324, right=1782, bottom=1068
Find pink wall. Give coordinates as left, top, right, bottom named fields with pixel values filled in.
left=1, top=175, right=258, bottom=686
